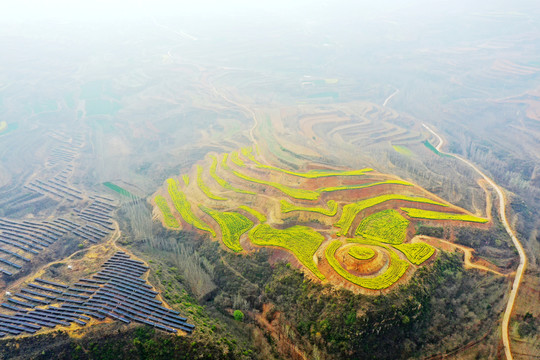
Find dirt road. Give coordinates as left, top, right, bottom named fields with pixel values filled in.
left=422, top=123, right=527, bottom=360
left=383, top=88, right=400, bottom=107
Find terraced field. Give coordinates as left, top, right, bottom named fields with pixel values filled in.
left=154, top=195, right=180, bottom=228
left=393, top=242, right=435, bottom=265
left=400, top=208, right=488, bottom=223
left=348, top=246, right=376, bottom=260
left=249, top=224, right=325, bottom=280
left=355, top=209, right=409, bottom=244
left=281, top=199, right=338, bottom=216
left=326, top=240, right=409, bottom=290
left=335, top=195, right=447, bottom=236
left=152, top=148, right=494, bottom=292
left=200, top=206, right=253, bottom=252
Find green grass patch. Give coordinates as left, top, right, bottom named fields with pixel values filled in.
left=393, top=243, right=435, bottom=265
left=238, top=206, right=267, bottom=223
left=335, top=195, right=447, bottom=236
left=166, top=178, right=215, bottom=236
left=281, top=199, right=338, bottom=216
left=392, top=145, right=413, bottom=156
left=249, top=224, right=325, bottom=280
left=423, top=140, right=452, bottom=157
left=200, top=206, right=253, bottom=252
left=155, top=195, right=180, bottom=228
left=196, top=165, right=227, bottom=201
left=103, top=182, right=136, bottom=198
left=209, top=155, right=255, bottom=195
left=355, top=209, right=409, bottom=244
left=348, top=246, right=375, bottom=260
left=400, top=208, right=488, bottom=223
left=326, top=240, right=409, bottom=289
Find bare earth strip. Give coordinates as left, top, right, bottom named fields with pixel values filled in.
left=416, top=236, right=505, bottom=276
left=423, top=123, right=527, bottom=360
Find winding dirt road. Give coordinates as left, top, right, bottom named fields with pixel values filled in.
left=422, top=123, right=527, bottom=360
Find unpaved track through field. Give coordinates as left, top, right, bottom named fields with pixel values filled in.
left=422, top=123, right=527, bottom=360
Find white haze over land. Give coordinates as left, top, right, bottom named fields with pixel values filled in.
left=3, top=0, right=537, bottom=25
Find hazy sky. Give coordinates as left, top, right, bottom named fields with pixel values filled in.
left=1, top=0, right=496, bottom=23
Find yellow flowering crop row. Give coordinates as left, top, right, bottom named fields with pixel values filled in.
left=355, top=209, right=409, bottom=244
left=249, top=224, right=325, bottom=280
left=182, top=174, right=190, bottom=186
left=209, top=155, right=255, bottom=195
left=240, top=147, right=373, bottom=178
left=196, top=165, right=227, bottom=201
left=348, top=246, right=375, bottom=260
left=238, top=205, right=267, bottom=223
left=166, top=178, right=216, bottom=237
left=280, top=199, right=338, bottom=216
left=325, top=240, right=409, bottom=290
left=393, top=243, right=435, bottom=265
left=154, top=195, right=180, bottom=228
left=200, top=206, right=253, bottom=252
left=335, top=195, right=447, bottom=236
left=400, top=208, right=488, bottom=223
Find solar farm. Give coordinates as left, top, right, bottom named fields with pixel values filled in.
left=0, top=125, right=193, bottom=340
left=0, top=251, right=194, bottom=338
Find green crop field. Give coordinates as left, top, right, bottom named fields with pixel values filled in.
left=166, top=178, right=216, bottom=236
left=348, top=246, right=375, bottom=260
left=238, top=205, right=267, bottom=223
left=400, top=208, right=488, bottom=223
left=423, top=140, right=452, bottom=157
left=209, top=155, right=255, bottom=195
left=249, top=224, right=325, bottom=280
left=197, top=165, right=227, bottom=201
left=393, top=243, right=435, bottom=265
left=281, top=199, right=338, bottom=216
left=200, top=206, right=253, bottom=252
left=326, top=240, right=409, bottom=289
left=103, top=182, right=136, bottom=198
left=154, top=195, right=180, bottom=228
left=335, top=195, right=447, bottom=236
left=355, top=209, right=409, bottom=244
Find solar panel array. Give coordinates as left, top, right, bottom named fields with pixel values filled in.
left=0, top=251, right=193, bottom=337
left=0, top=215, right=113, bottom=277
left=0, top=219, right=65, bottom=276
left=74, top=199, right=116, bottom=230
